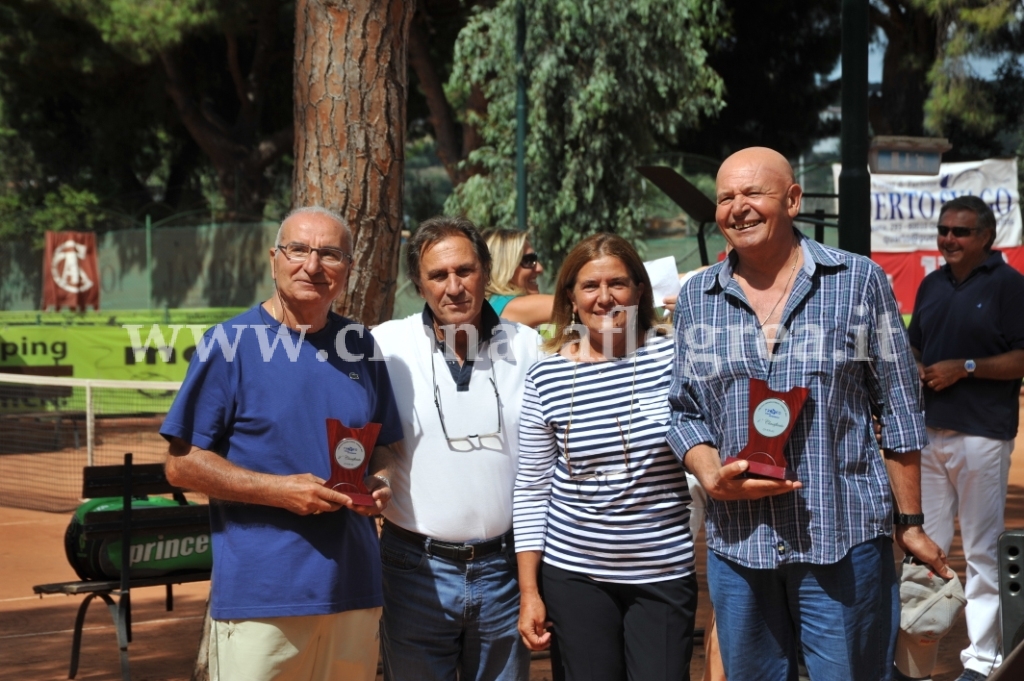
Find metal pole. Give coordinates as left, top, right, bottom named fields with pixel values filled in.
left=515, top=0, right=528, bottom=230
left=839, top=0, right=871, bottom=256
left=85, top=383, right=94, bottom=467
left=145, top=214, right=153, bottom=310
left=697, top=223, right=710, bottom=267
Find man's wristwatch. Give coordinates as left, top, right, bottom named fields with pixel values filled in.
left=370, top=474, right=391, bottom=489
left=964, top=359, right=976, bottom=376
left=893, top=513, right=925, bottom=526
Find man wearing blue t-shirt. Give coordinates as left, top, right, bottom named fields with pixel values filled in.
left=161, top=207, right=404, bottom=681
left=904, top=196, right=1024, bottom=681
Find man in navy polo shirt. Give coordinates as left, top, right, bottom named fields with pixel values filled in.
left=161, top=206, right=404, bottom=681
left=906, top=195, right=1024, bottom=681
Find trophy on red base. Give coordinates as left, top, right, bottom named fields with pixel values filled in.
left=324, top=418, right=382, bottom=506
left=724, top=379, right=808, bottom=481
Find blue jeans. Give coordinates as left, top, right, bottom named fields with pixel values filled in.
left=707, top=537, right=898, bottom=681
left=379, top=525, right=530, bottom=681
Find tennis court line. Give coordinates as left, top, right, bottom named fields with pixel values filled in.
left=0, top=614, right=204, bottom=639
left=0, top=595, right=50, bottom=602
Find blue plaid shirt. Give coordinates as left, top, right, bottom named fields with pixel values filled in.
left=667, top=235, right=927, bottom=568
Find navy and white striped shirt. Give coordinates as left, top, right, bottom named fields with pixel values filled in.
left=667, top=235, right=928, bottom=569
left=514, top=336, right=694, bottom=583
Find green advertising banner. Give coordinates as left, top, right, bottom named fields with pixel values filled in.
left=0, top=308, right=248, bottom=380
left=0, top=322, right=226, bottom=382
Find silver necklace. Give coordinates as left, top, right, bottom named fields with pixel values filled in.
left=755, top=247, right=799, bottom=327
left=567, top=349, right=638, bottom=453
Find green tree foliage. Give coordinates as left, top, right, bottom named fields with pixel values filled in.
left=936, top=59, right=1024, bottom=162
left=443, top=0, right=726, bottom=262
left=0, top=0, right=294, bottom=228
left=0, top=0, right=174, bottom=230
left=0, top=185, right=105, bottom=244
left=870, top=0, right=1022, bottom=140
left=920, top=0, right=1018, bottom=137
left=52, top=0, right=219, bottom=62
left=62, top=0, right=295, bottom=219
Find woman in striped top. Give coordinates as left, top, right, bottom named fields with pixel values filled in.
left=514, top=234, right=697, bottom=680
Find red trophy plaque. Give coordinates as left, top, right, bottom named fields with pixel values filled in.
left=324, top=419, right=382, bottom=506
left=724, top=379, right=808, bottom=481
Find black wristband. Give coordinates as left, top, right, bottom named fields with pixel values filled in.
left=893, top=512, right=924, bottom=526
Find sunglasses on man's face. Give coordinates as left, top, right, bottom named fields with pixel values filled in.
left=937, top=225, right=984, bottom=238
left=519, top=252, right=540, bottom=269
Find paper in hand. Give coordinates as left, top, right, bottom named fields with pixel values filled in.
left=643, top=256, right=681, bottom=308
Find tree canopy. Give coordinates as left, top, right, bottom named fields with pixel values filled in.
left=0, top=0, right=294, bottom=231
left=442, top=0, right=726, bottom=263
left=0, top=0, right=174, bottom=234
left=12, top=0, right=1022, bottom=268
left=869, top=0, right=1024, bottom=146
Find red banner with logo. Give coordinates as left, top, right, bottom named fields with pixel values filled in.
left=42, top=231, right=100, bottom=311
left=872, top=246, right=1024, bottom=314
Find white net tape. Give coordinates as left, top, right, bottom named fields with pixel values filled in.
left=0, top=374, right=181, bottom=512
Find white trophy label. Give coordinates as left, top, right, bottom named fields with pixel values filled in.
left=752, top=398, right=791, bottom=438
left=334, top=438, right=366, bottom=470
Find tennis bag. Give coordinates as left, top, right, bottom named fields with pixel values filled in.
left=64, top=496, right=212, bottom=580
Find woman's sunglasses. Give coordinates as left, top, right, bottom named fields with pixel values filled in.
left=937, top=225, right=984, bottom=238
left=519, top=252, right=540, bottom=269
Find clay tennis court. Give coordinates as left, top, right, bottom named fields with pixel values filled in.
left=2, top=406, right=1023, bottom=681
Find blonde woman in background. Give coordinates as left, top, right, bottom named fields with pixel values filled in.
left=483, top=229, right=554, bottom=328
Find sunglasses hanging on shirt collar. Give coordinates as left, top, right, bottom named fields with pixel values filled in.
left=430, top=353, right=502, bottom=443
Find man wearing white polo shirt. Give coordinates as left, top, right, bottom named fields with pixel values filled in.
left=372, top=216, right=540, bottom=681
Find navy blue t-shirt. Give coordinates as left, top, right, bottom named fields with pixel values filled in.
left=160, top=306, right=403, bottom=619
left=908, top=251, right=1024, bottom=440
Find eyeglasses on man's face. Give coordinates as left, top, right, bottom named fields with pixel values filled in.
left=519, top=252, right=540, bottom=270
left=277, top=242, right=353, bottom=267
left=936, top=225, right=985, bottom=239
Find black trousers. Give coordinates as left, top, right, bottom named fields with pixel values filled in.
left=542, top=563, right=698, bottom=681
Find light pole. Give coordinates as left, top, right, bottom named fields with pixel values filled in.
left=839, top=0, right=871, bottom=256
left=515, top=0, right=527, bottom=230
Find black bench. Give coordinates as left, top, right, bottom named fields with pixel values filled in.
left=33, top=453, right=211, bottom=681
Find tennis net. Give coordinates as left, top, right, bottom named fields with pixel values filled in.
left=0, top=373, right=180, bottom=512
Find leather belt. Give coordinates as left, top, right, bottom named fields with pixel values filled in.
left=383, top=519, right=513, bottom=562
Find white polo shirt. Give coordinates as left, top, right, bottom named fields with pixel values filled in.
left=372, top=308, right=541, bottom=542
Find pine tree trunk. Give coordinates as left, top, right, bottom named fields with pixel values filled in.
left=293, top=0, right=412, bottom=325
left=871, top=2, right=938, bottom=137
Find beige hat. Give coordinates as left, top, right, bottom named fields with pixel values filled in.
left=894, top=562, right=967, bottom=678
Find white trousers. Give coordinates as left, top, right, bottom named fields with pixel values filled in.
left=209, top=607, right=382, bottom=681
left=921, top=427, right=1013, bottom=676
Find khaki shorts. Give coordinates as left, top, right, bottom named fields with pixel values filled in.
left=209, top=607, right=382, bottom=681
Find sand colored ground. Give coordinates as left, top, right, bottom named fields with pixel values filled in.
left=1, top=404, right=1023, bottom=680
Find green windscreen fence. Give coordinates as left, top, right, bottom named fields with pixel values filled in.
left=1, top=222, right=279, bottom=312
